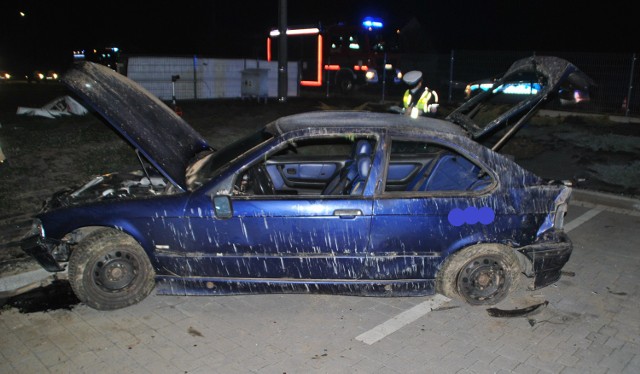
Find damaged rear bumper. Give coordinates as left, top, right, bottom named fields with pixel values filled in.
left=518, top=230, right=572, bottom=289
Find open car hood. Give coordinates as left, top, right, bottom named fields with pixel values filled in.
left=446, top=56, right=595, bottom=151
left=61, top=62, right=212, bottom=191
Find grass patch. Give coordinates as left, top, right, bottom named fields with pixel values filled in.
left=554, top=133, right=640, bottom=153
left=589, top=161, right=640, bottom=191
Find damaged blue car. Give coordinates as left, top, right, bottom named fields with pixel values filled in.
left=21, top=56, right=588, bottom=310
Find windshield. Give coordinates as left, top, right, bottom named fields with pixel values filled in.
left=186, top=127, right=275, bottom=190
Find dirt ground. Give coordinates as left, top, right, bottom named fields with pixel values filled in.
left=1, top=82, right=639, bottom=276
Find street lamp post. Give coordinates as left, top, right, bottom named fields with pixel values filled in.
left=277, top=0, right=288, bottom=102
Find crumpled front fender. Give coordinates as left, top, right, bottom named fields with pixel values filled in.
left=21, top=233, right=67, bottom=272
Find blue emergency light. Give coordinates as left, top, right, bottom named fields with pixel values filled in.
left=362, top=17, right=383, bottom=29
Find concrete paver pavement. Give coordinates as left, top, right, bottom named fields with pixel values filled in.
left=0, top=192, right=638, bottom=373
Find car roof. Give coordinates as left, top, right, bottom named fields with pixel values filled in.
left=267, top=110, right=469, bottom=137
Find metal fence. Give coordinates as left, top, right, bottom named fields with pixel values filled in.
left=120, top=55, right=299, bottom=101
left=399, top=50, right=639, bottom=117
left=119, top=51, right=639, bottom=117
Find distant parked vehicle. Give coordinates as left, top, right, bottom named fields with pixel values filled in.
left=465, top=78, right=542, bottom=99
left=0, top=70, right=11, bottom=82
left=30, top=70, right=59, bottom=83
left=465, top=74, right=589, bottom=105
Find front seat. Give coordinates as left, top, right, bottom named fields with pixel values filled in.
left=322, top=140, right=372, bottom=195
left=348, top=155, right=372, bottom=195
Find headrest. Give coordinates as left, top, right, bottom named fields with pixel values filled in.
left=354, top=140, right=372, bottom=156
left=357, top=156, right=372, bottom=177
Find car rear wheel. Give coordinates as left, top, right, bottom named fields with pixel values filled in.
left=68, top=228, right=155, bottom=310
left=436, top=244, right=520, bottom=305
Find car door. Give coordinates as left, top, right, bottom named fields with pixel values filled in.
left=169, top=134, right=378, bottom=280
left=215, top=196, right=373, bottom=279
left=264, top=157, right=347, bottom=194
left=365, top=137, right=496, bottom=281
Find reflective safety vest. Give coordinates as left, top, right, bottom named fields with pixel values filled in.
left=403, top=88, right=439, bottom=118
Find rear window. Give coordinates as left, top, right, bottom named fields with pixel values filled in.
left=384, top=140, right=493, bottom=194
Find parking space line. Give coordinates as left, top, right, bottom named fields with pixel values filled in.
left=571, top=200, right=640, bottom=217
left=355, top=294, right=451, bottom=345
left=354, top=207, right=604, bottom=346
left=564, top=207, right=604, bottom=233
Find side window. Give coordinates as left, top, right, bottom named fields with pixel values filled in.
left=385, top=140, right=492, bottom=193
left=232, top=136, right=375, bottom=197
left=330, top=35, right=344, bottom=52
left=330, top=34, right=361, bottom=51
left=347, top=35, right=360, bottom=50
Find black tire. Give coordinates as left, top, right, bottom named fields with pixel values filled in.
left=337, top=71, right=354, bottom=94
left=436, top=243, right=520, bottom=305
left=68, top=228, right=155, bottom=310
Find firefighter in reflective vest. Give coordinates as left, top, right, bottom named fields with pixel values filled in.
left=402, top=71, right=439, bottom=118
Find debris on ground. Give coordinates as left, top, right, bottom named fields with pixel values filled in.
left=431, top=305, right=460, bottom=312
left=486, top=300, right=549, bottom=317
left=606, top=287, right=627, bottom=296
left=16, top=95, right=88, bottom=118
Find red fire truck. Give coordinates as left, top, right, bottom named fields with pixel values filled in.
left=267, top=17, right=403, bottom=93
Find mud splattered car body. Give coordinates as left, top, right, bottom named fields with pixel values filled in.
left=20, top=58, right=584, bottom=310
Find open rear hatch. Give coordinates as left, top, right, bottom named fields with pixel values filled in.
left=446, top=56, right=594, bottom=151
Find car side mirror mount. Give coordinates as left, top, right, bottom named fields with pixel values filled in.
left=213, top=195, right=233, bottom=219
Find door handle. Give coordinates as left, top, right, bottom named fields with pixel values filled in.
left=333, top=209, right=363, bottom=218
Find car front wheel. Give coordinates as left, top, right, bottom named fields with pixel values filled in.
left=68, top=228, right=155, bottom=310
left=436, top=244, right=520, bottom=305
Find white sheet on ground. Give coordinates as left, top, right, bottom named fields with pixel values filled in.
left=16, top=95, right=88, bottom=118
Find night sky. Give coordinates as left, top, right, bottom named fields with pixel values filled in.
left=1, top=1, right=636, bottom=76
